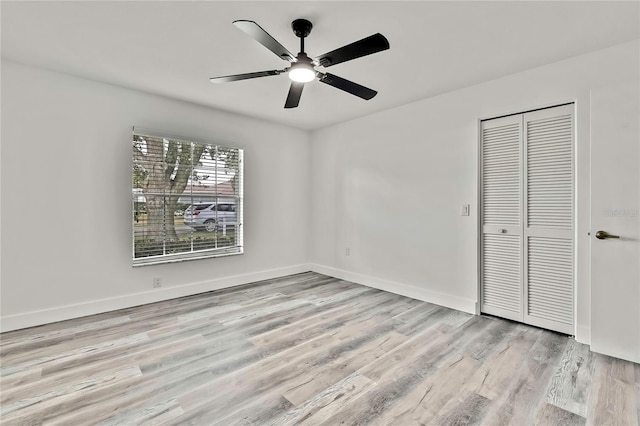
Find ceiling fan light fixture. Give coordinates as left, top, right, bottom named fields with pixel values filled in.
left=288, top=63, right=316, bottom=83
left=213, top=19, right=390, bottom=108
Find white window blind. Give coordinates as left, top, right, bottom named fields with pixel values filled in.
left=132, top=129, right=243, bottom=266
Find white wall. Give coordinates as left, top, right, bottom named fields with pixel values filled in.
left=3, top=40, right=639, bottom=346
left=310, top=40, right=640, bottom=345
left=1, top=61, right=311, bottom=331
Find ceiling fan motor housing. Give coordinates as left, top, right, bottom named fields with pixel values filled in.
left=294, top=52, right=313, bottom=66
left=292, top=19, right=313, bottom=39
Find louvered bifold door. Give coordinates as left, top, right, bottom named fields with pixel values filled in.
left=481, top=115, right=523, bottom=322
left=523, top=104, right=574, bottom=334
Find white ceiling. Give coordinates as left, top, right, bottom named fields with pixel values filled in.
left=2, top=1, right=638, bottom=130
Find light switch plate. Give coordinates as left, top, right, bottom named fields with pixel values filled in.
left=461, top=204, right=470, bottom=216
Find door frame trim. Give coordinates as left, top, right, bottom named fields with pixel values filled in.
left=477, top=100, right=577, bottom=336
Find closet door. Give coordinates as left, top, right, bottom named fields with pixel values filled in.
left=480, top=115, right=523, bottom=322
left=481, top=104, right=574, bottom=335
left=523, top=105, right=574, bottom=334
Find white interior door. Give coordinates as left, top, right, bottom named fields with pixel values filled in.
left=523, top=105, right=574, bottom=335
left=590, top=80, right=640, bottom=363
left=481, top=105, right=575, bottom=335
left=480, top=115, right=523, bottom=322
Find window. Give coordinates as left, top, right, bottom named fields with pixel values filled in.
left=132, top=128, right=243, bottom=266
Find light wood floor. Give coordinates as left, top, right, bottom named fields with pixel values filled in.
left=1, top=272, right=638, bottom=425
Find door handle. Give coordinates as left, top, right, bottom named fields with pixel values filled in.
left=595, top=230, right=620, bottom=240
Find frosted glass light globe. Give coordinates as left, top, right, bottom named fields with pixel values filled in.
left=289, top=65, right=315, bottom=83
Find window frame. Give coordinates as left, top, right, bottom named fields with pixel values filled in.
left=132, top=128, right=244, bottom=267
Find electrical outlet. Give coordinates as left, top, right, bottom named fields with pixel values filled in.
left=345, top=247, right=351, bottom=256
left=153, top=277, right=162, bottom=288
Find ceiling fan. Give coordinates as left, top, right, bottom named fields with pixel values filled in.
left=210, top=19, right=390, bottom=108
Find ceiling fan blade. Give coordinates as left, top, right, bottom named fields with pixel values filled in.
left=210, top=70, right=284, bottom=84
left=284, top=82, right=304, bottom=108
left=316, top=33, right=389, bottom=68
left=318, top=73, right=377, bottom=100
left=233, top=20, right=296, bottom=62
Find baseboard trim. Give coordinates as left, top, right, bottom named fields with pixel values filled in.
left=0, top=264, right=312, bottom=333
left=310, top=264, right=476, bottom=314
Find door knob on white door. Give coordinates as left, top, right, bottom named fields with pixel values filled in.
left=595, top=230, right=620, bottom=240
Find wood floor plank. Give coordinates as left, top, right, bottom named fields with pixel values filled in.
left=281, top=331, right=409, bottom=406
left=586, top=355, right=639, bottom=426
left=166, top=334, right=343, bottom=424
left=400, top=318, right=516, bottom=418
left=392, top=303, right=470, bottom=337
left=464, top=324, right=541, bottom=401
left=317, top=317, right=494, bottom=425
left=0, top=316, right=132, bottom=358
left=535, top=402, right=587, bottom=426
left=1, top=334, right=208, bottom=404
left=269, top=372, right=375, bottom=426
left=6, top=305, right=321, bottom=422
left=226, top=306, right=463, bottom=425
left=429, top=389, right=491, bottom=426
left=354, top=322, right=452, bottom=383
left=1, top=272, right=638, bottom=425
left=544, top=338, right=596, bottom=417
left=370, top=355, right=481, bottom=425
left=479, top=331, right=569, bottom=425
left=0, top=366, right=42, bottom=390
left=0, top=332, right=150, bottom=376
left=1, top=365, right=142, bottom=425
left=31, top=342, right=262, bottom=424
left=248, top=291, right=404, bottom=350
